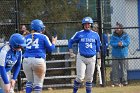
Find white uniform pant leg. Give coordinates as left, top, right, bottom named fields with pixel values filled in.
left=23, top=58, right=34, bottom=83
left=85, top=56, right=96, bottom=82
left=32, top=58, right=46, bottom=88
left=75, top=54, right=86, bottom=83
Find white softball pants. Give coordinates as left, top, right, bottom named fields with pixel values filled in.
left=75, top=54, right=96, bottom=83
left=23, top=57, right=46, bottom=88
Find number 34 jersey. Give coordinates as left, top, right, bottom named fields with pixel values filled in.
left=68, top=30, right=101, bottom=56
left=23, top=33, right=55, bottom=59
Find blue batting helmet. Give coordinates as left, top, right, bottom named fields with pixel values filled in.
left=9, top=33, right=26, bottom=48
left=82, top=17, right=94, bottom=24
left=30, top=19, right=45, bottom=32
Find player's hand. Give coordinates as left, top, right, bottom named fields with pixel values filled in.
left=97, top=58, right=101, bottom=68
left=70, top=52, right=76, bottom=58
left=4, top=84, right=10, bottom=93
left=52, top=36, right=57, bottom=45
left=10, top=79, right=16, bottom=88
left=69, top=49, right=76, bottom=58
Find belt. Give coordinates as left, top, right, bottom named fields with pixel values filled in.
left=80, top=54, right=94, bottom=58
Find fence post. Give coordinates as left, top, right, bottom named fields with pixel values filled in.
left=15, top=0, right=22, bottom=92
left=96, top=0, right=106, bottom=87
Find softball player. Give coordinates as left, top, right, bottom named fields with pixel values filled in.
left=0, top=33, right=26, bottom=93
left=68, top=17, right=101, bottom=93
left=23, top=19, right=57, bottom=93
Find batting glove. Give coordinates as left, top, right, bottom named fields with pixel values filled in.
left=69, top=49, right=76, bottom=58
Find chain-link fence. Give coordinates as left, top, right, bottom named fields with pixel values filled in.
left=1, top=0, right=140, bottom=92
left=104, top=0, right=140, bottom=87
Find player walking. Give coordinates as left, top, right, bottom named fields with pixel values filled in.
left=0, top=33, right=26, bottom=93
left=68, top=17, right=101, bottom=93
left=23, top=19, right=57, bottom=93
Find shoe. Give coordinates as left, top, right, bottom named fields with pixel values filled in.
left=123, top=82, right=128, bottom=86
left=119, top=84, right=123, bottom=87
left=111, top=83, right=123, bottom=87
left=111, top=84, right=115, bottom=87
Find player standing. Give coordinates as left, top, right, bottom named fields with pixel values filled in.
left=68, top=17, right=101, bottom=93
left=22, top=19, right=57, bottom=93
left=0, top=33, right=26, bottom=93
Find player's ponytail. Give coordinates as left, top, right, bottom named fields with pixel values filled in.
left=31, top=30, right=35, bottom=45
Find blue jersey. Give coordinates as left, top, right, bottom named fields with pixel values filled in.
left=23, top=33, right=55, bottom=59
left=68, top=30, right=101, bottom=57
left=102, top=33, right=109, bottom=56
left=0, top=44, right=22, bottom=84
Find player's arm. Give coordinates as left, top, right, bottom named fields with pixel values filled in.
left=10, top=51, right=22, bottom=89
left=12, top=62, right=21, bottom=81
left=44, top=35, right=57, bottom=52
left=0, top=66, right=9, bottom=84
left=0, top=66, right=11, bottom=93
left=0, top=45, right=12, bottom=92
left=96, top=34, right=101, bottom=67
left=68, top=32, right=79, bottom=49
left=68, top=32, right=79, bottom=58
left=0, top=45, right=10, bottom=84
left=12, top=51, right=22, bottom=81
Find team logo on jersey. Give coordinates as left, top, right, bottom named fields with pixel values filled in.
left=6, top=60, right=16, bottom=67
left=81, top=38, right=95, bottom=42
left=7, top=55, right=11, bottom=59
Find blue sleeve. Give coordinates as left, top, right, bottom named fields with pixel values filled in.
left=68, top=32, right=79, bottom=49
left=0, top=66, right=9, bottom=84
left=44, top=36, right=55, bottom=52
left=110, top=36, right=119, bottom=47
left=103, top=34, right=109, bottom=47
left=96, top=34, right=101, bottom=52
left=122, top=34, right=130, bottom=47
left=47, top=44, right=55, bottom=52
left=68, top=39, right=74, bottom=49
left=12, top=53, right=22, bottom=80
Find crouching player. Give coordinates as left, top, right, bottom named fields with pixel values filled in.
left=0, top=33, right=26, bottom=93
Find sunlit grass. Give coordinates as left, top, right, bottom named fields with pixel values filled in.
left=40, top=85, right=140, bottom=93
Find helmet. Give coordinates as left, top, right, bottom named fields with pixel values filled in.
left=82, top=17, right=93, bottom=24
left=9, top=33, right=26, bottom=48
left=31, top=19, right=45, bottom=32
